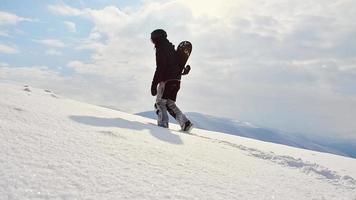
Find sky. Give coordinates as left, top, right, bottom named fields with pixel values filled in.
left=1, top=0, right=356, bottom=139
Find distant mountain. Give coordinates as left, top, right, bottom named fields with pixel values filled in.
left=136, top=111, right=355, bottom=158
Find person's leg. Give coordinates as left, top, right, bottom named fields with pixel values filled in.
left=163, top=81, right=192, bottom=130
left=166, top=99, right=189, bottom=127
left=155, top=82, right=169, bottom=128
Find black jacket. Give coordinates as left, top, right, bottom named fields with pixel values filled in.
left=152, top=39, right=181, bottom=85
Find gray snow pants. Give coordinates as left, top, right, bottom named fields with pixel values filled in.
left=155, top=80, right=189, bottom=128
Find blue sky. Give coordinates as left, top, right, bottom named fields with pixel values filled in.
left=0, top=0, right=144, bottom=73
left=1, top=0, right=356, bottom=139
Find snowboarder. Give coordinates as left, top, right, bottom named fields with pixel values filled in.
left=150, top=29, right=193, bottom=132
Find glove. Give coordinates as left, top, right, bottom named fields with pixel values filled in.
left=151, top=82, right=157, bottom=96
left=182, top=65, right=191, bottom=75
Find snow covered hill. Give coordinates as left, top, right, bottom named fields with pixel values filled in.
left=137, top=111, right=355, bottom=158
left=1, top=82, right=356, bottom=200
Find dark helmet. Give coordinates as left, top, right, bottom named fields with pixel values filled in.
left=151, top=29, right=167, bottom=44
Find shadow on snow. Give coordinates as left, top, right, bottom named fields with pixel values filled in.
left=69, top=115, right=183, bottom=145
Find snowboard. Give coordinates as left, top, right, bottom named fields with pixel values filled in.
left=177, top=41, right=192, bottom=75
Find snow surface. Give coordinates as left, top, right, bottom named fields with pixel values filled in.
left=137, top=111, right=349, bottom=157
left=1, top=82, right=356, bottom=200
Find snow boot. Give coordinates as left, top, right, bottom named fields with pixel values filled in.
left=182, top=120, right=193, bottom=132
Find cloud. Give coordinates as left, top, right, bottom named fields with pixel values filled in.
left=67, top=60, right=99, bottom=74
left=0, top=44, right=18, bottom=54
left=45, top=49, right=62, bottom=55
left=0, top=65, right=61, bottom=81
left=0, top=62, right=10, bottom=67
left=34, top=39, right=66, bottom=48
left=31, top=1, right=356, bottom=136
left=48, top=4, right=83, bottom=16
left=0, top=31, right=10, bottom=37
left=0, top=64, right=147, bottom=113
left=64, top=21, right=76, bottom=32
left=0, top=11, right=33, bottom=25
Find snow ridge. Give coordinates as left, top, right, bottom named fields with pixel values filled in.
left=192, top=133, right=356, bottom=189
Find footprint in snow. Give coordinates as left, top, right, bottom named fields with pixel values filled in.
left=23, top=87, right=31, bottom=92
left=13, top=107, right=25, bottom=112
left=23, top=85, right=31, bottom=92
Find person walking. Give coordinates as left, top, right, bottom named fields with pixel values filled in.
left=150, top=29, right=193, bottom=132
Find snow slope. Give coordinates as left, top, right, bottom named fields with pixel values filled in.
left=1, top=82, right=355, bottom=200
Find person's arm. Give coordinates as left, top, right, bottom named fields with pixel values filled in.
left=151, top=48, right=167, bottom=96
left=152, top=49, right=167, bottom=85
